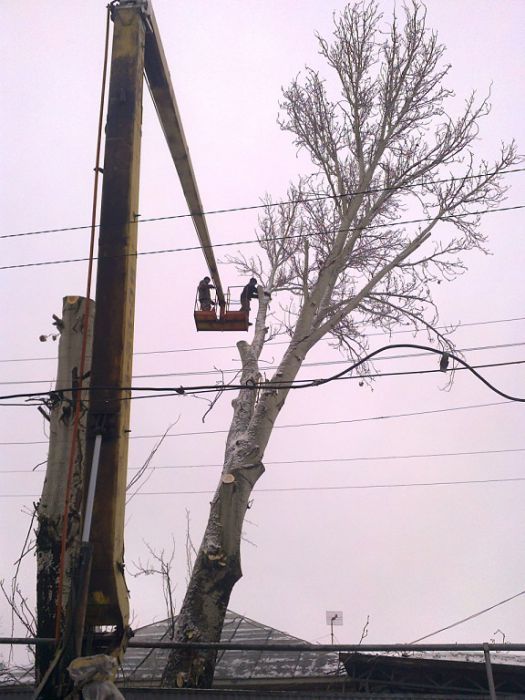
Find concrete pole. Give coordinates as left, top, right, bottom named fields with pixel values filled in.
left=35, top=296, right=94, bottom=685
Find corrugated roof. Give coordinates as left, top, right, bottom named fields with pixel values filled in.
left=120, top=610, right=341, bottom=684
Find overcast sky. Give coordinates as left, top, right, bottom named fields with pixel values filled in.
left=1, top=0, right=524, bottom=666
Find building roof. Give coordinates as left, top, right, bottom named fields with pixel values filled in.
left=3, top=611, right=525, bottom=697
left=120, top=610, right=341, bottom=685
left=342, top=651, right=525, bottom=696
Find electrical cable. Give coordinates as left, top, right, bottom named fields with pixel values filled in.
left=409, top=589, right=525, bottom=644
left=293, top=345, right=525, bottom=401
left=129, top=477, right=525, bottom=494
left=3, top=166, right=524, bottom=241
left=2, top=315, right=524, bottom=365
left=2, top=341, right=523, bottom=386
left=0, top=399, right=514, bottom=445
left=1, top=203, right=524, bottom=271
left=2, top=476, right=525, bottom=499
left=0, top=355, right=524, bottom=407
left=2, top=445, right=523, bottom=474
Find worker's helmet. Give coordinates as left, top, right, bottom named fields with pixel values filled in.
left=250, top=278, right=257, bottom=284
left=204, top=276, right=210, bottom=282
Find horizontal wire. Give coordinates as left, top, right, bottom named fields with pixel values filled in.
left=0, top=358, right=524, bottom=409
left=3, top=166, right=524, bottom=241
left=122, top=447, right=525, bottom=467
left=4, top=341, right=523, bottom=387
left=2, top=476, right=525, bottom=499
left=129, top=477, right=525, bottom=494
left=1, top=203, right=524, bottom=272
left=3, top=315, right=524, bottom=365
left=0, top=398, right=515, bottom=446
left=2, top=445, right=523, bottom=475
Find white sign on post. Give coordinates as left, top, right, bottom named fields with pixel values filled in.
left=325, top=610, right=343, bottom=626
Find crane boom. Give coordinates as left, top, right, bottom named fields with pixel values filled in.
left=84, top=1, right=145, bottom=634
left=143, top=3, right=226, bottom=308
left=82, top=0, right=225, bottom=651
left=37, top=3, right=238, bottom=694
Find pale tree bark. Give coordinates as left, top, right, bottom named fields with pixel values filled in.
left=162, top=1, right=520, bottom=687
left=36, top=296, right=94, bottom=684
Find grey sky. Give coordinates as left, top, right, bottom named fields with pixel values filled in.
left=1, top=0, right=524, bottom=661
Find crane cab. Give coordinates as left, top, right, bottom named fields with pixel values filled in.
left=194, top=287, right=250, bottom=331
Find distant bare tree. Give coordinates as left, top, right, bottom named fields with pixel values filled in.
left=162, top=0, right=519, bottom=687
left=0, top=506, right=37, bottom=671
left=359, top=615, right=370, bottom=644
left=131, top=540, right=177, bottom=639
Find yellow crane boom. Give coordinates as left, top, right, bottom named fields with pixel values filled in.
left=83, top=0, right=223, bottom=652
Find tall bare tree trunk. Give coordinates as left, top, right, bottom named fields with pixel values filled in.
left=162, top=294, right=296, bottom=688
left=161, top=459, right=264, bottom=687
left=162, top=0, right=518, bottom=687
left=36, top=296, right=94, bottom=685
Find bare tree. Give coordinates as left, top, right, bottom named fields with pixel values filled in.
left=162, top=1, right=519, bottom=687
left=131, top=540, right=177, bottom=639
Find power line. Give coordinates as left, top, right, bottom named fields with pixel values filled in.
left=2, top=445, right=523, bottom=474
left=1, top=203, right=524, bottom=272
left=2, top=475, right=525, bottom=499
left=0, top=358, right=524, bottom=407
left=294, top=346, right=525, bottom=400
left=122, top=447, right=525, bottom=467
left=1, top=358, right=524, bottom=405
left=132, top=355, right=525, bottom=386
left=3, top=166, right=524, bottom=241
left=133, top=477, right=525, bottom=494
left=0, top=399, right=515, bottom=446
left=410, top=589, right=525, bottom=644
left=2, top=315, right=524, bottom=365
left=1, top=340, right=524, bottom=412
left=4, top=341, right=523, bottom=387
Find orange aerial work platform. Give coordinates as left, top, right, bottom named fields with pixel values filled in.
left=194, top=288, right=250, bottom=331
left=194, top=310, right=249, bottom=332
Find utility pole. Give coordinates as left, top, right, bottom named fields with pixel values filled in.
left=35, top=296, right=94, bottom=690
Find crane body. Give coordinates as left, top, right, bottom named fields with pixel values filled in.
left=75, top=0, right=243, bottom=662
left=37, top=1, right=253, bottom=695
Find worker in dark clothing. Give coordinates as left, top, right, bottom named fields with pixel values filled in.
left=198, top=276, right=215, bottom=311
left=240, top=278, right=258, bottom=314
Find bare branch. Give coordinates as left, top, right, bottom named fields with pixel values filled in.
left=131, top=539, right=177, bottom=640
left=126, top=419, right=180, bottom=504
left=358, top=615, right=370, bottom=644
left=199, top=367, right=240, bottom=423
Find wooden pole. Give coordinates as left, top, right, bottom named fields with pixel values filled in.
left=35, top=296, right=94, bottom=687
